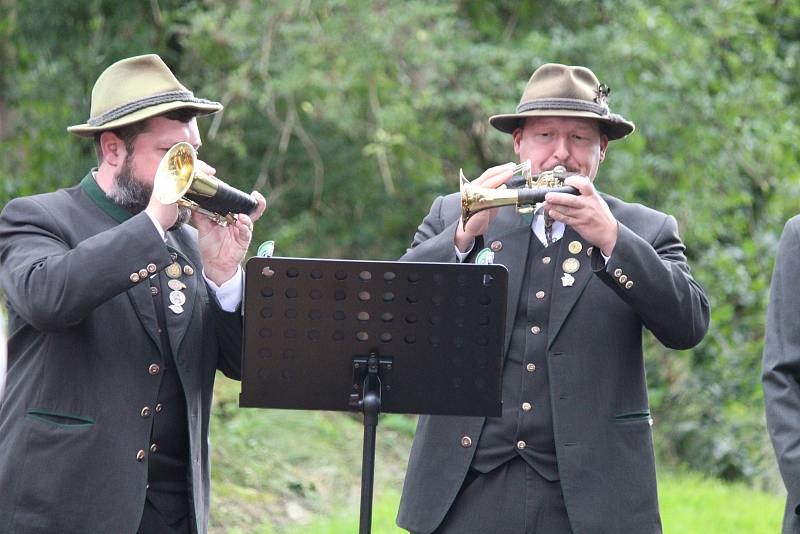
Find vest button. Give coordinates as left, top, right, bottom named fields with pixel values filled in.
left=140, top=406, right=151, bottom=418
left=526, top=363, right=536, bottom=373
left=522, top=402, right=532, bottom=412
left=148, top=364, right=161, bottom=375
left=516, top=440, right=527, bottom=450
left=461, top=436, right=472, bottom=448
left=530, top=325, right=541, bottom=335
left=136, top=449, right=146, bottom=461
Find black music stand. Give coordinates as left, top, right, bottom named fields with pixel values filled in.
left=240, top=257, right=508, bottom=534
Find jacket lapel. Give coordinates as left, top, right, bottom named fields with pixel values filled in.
left=547, top=227, right=593, bottom=349
left=483, top=207, right=532, bottom=355
left=163, top=242, right=197, bottom=359
left=127, top=279, right=163, bottom=352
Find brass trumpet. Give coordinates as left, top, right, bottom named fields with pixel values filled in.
left=153, top=142, right=257, bottom=226
left=460, top=163, right=579, bottom=229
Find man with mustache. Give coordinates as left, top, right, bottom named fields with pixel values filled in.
left=396, top=63, right=710, bottom=534
left=0, top=54, right=266, bottom=534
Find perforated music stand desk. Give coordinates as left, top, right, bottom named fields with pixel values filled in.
left=240, top=257, right=508, bottom=534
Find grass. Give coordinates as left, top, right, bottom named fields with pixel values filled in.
left=208, top=374, right=785, bottom=533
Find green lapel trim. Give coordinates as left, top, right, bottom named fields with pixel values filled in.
left=80, top=171, right=132, bottom=223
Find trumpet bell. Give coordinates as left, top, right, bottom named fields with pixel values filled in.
left=153, top=142, right=257, bottom=226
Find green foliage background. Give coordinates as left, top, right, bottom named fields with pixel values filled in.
left=2, top=0, right=800, bottom=525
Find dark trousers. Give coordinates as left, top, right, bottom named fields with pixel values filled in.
left=429, top=457, right=573, bottom=534
left=137, top=499, right=193, bottom=534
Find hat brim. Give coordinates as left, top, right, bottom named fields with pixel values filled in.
left=67, top=100, right=223, bottom=137
left=489, top=110, right=635, bottom=140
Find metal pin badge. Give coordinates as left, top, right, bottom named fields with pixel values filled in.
left=165, top=262, right=182, bottom=279
left=475, top=248, right=495, bottom=265
left=562, top=258, right=580, bottom=274
left=168, top=279, right=187, bottom=291
left=169, top=291, right=187, bottom=306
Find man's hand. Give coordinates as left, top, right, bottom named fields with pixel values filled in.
left=193, top=159, right=267, bottom=285
left=543, top=175, right=618, bottom=256
left=455, top=162, right=516, bottom=252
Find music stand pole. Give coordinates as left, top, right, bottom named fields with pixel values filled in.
left=357, top=352, right=382, bottom=534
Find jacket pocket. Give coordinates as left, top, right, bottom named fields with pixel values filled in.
left=26, top=409, right=95, bottom=427
left=613, top=411, right=653, bottom=425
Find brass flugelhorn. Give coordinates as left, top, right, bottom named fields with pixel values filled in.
left=460, top=163, right=579, bottom=229
left=153, top=142, right=257, bottom=226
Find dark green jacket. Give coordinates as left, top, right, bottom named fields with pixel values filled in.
left=396, top=191, right=709, bottom=534
left=0, top=176, right=242, bottom=534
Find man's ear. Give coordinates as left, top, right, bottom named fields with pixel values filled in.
left=598, top=135, right=609, bottom=162
left=98, top=131, right=126, bottom=166
left=512, top=127, right=523, bottom=155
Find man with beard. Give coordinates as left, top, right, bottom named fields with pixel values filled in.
left=0, top=54, right=266, bottom=534
left=396, top=63, right=709, bottom=533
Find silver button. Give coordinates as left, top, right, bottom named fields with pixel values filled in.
left=461, top=436, right=472, bottom=448
left=526, top=363, right=536, bottom=373
left=522, top=402, right=532, bottom=412
left=535, top=291, right=545, bottom=299
left=613, top=268, right=623, bottom=278
left=516, top=440, right=526, bottom=450
left=530, top=325, right=541, bottom=335
left=136, top=449, right=145, bottom=461
left=542, top=257, right=551, bottom=264
left=140, top=407, right=151, bottom=418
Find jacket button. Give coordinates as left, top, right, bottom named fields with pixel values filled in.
left=526, top=363, right=536, bottom=373
left=140, top=406, right=151, bottom=418
left=530, top=325, right=541, bottom=335
left=516, top=440, right=527, bottom=450
left=147, top=263, right=157, bottom=273
left=613, top=268, right=623, bottom=278
left=490, top=240, right=503, bottom=252
left=150, top=443, right=159, bottom=453
left=619, top=274, right=628, bottom=283
left=130, top=273, right=140, bottom=283
left=542, top=256, right=551, bottom=264
left=535, top=290, right=545, bottom=299
left=138, top=268, right=148, bottom=279
left=522, top=402, right=532, bottom=412
left=136, top=449, right=145, bottom=461
left=148, top=364, right=160, bottom=375
left=150, top=286, right=159, bottom=296
left=625, top=281, right=634, bottom=289
left=461, top=436, right=472, bottom=448
left=155, top=403, right=163, bottom=413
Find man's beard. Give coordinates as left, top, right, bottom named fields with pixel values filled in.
left=107, top=154, right=191, bottom=231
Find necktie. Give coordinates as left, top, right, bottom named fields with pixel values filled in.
left=544, top=212, right=554, bottom=246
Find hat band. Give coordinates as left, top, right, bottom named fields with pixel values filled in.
left=87, top=90, right=219, bottom=127
left=516, top=98, right=609, bottom=117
